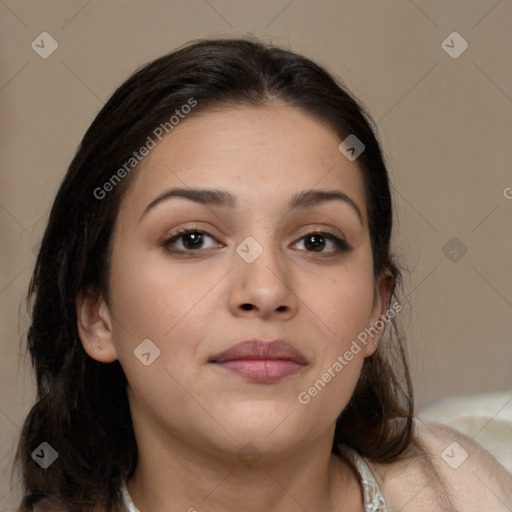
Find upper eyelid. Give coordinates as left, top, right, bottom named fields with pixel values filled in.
left=174, top=217, right=346, bottom=233
left=166, top=224, right=346, bottom=238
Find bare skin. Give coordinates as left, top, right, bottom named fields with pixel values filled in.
left=76, top=104, right=512, bottom=512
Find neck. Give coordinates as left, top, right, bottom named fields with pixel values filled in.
left=126, top=423, right=362, bottom=512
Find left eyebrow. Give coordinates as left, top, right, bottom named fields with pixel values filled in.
left=139, top=187, right=364, bottom=225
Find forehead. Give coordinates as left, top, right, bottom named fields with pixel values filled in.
left=120, top=104, right=367, bottom=221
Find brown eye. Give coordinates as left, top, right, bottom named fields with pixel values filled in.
left=163, top=228, right=220, bottom=253
left=294, top=231, right=350, bottom=255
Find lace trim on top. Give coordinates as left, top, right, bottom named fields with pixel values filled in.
left=121, top=446, right=388, bottom=512
left=121, top=483, right=140, bottom=512
left=340, top=445, right=389, bottom=512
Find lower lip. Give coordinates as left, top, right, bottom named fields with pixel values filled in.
left=213, top=359, right=305, bottom=383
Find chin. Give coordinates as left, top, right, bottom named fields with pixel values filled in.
left=216, top=410, right=318, bottom=453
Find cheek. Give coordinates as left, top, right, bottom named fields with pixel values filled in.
left=294, top=256, right=375, bottom=417
left=107, top=242, right=209, bottom=339
left=297, top=274, right=373, bottom=404
left=106, top=247, right=215, bottom=427
left=106, top=242, right=232, bottom=393
left=309, top=259, right=375, bottom=347
left=297, top=352, right=364, bottom=431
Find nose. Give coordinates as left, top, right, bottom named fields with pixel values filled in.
left=228, top=235, right=299, bottom=320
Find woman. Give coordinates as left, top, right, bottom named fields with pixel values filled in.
left=14, top=37, right=512, bottom=511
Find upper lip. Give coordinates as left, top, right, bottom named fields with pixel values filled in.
left=209, top=339, right=308, bottom=364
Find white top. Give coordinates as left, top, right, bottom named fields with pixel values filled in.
left=121, top=483, right=139, bottom=512
left=342, top=445, right=389, bottom=512
left=120, top=446, right=388, bottom=512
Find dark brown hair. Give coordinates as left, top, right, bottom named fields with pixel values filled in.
left=13, top=36, right=451, bottom=511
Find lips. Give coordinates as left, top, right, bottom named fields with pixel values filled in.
left=209, top=339, right=308, bottom=383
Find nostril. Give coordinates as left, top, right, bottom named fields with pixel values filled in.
left=241, top=304, right=254, bottom=310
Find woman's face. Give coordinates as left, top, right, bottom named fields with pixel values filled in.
left=79, top=103, right=391, bottom=459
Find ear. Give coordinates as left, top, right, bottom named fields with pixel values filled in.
left=76, top=286, right=118, bottom=363
left=363, top=270, right=395, bottom=357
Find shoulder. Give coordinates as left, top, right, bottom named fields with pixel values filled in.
left=366, top=419, right=512, bottom=512
left=418, top=420, right=512, bottom=511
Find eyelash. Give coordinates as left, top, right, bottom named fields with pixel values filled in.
left=162, top=226, right=351, bottom=257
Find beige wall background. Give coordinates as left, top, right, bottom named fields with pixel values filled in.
left=1, top=0, right=511, bottom=508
